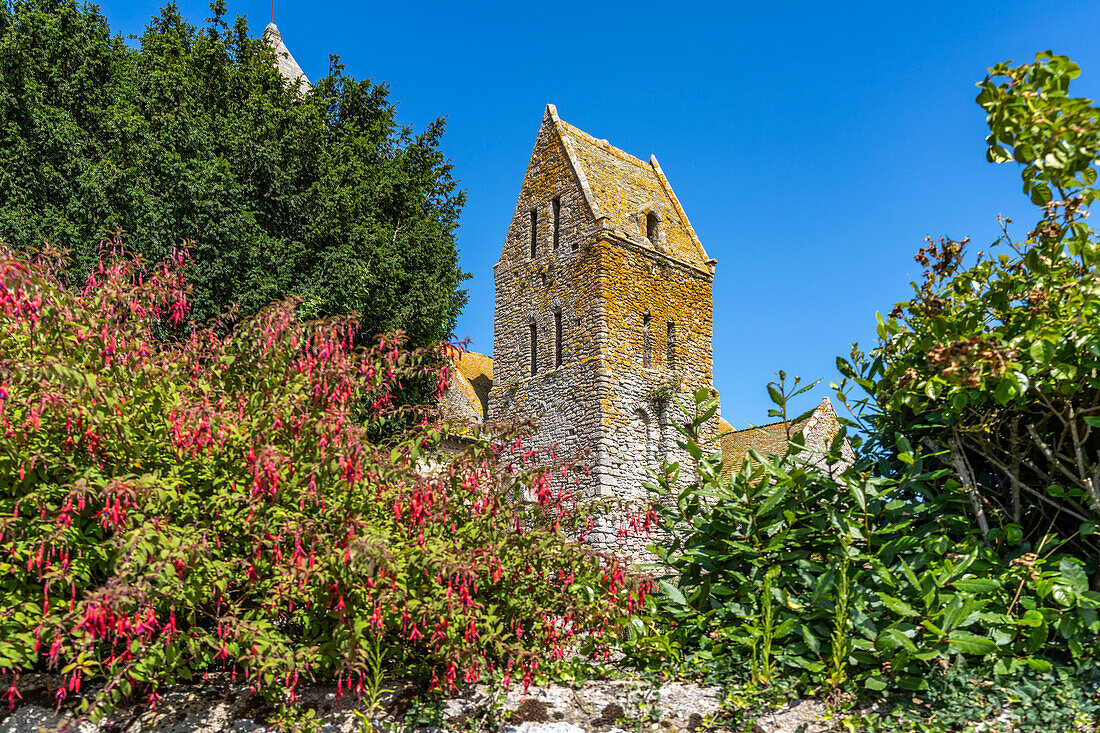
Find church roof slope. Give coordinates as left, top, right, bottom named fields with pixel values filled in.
left=547, top=106, right=711, bottom=269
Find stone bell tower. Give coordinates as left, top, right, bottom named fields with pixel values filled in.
left=487, top=105, right=716, bottom=500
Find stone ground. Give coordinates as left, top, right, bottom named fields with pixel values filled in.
left=0, top=674, right=850, bottom=733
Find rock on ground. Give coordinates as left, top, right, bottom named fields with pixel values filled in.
left=0, top=676, right=729, bottom=733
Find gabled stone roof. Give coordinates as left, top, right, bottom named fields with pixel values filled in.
left=439, top=351, right=494, bottom=423
left=262, top=22, right=311, bottom=93
left=718, top=397, right=849, bottom=476
left=545, top=105, right=712, bottom=269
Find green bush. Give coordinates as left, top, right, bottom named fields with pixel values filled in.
left=628, top=385, right=1098, bottom=696
left=624, top=55, right=1100, bottom=719
left=850, top=51, right=1100, bottom=567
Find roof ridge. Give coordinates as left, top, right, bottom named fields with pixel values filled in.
left=727, top=415, right=810, bottom=433
left=546, top=104, right=602, bottom=221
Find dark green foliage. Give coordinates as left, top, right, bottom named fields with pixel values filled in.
left=626, top=386, right=1099, bottom=696
left=0, top=0, right=466, bottom=346
left=862, top=661, right=1100, bottom=731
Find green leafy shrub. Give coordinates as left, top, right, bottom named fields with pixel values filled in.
left=625, top=54, right=1100, bottom=714
left=850, top=51, right=1100, bottom=568
left=631, top=386, right=1099, bottom=696
left=0, top=240, right=639, bottom=725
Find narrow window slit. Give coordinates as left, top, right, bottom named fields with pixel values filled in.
left=528, top=323, right=537, bottom=376
left=646, top=211, right=659, bottom=247
left=666, top=321, right=676, bottom=369
left=529, top=208, right=538, bottom=258
left=552, top=197, right=561, bottom=250
left=554, top=310, right=563, bottom=367
left=642, top=312, right=652, bottom=368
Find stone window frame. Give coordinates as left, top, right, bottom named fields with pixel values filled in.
left=632, top=404, right=660, bottom=473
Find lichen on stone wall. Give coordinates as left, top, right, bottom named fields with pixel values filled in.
left=485, top=105, right=718, bottom=558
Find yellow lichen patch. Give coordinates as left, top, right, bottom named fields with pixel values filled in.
left=454, top=350, right=493, bottom=417
left=558, top=120, right=709, bottom=268
left=440, top=351, right=494, bottom=423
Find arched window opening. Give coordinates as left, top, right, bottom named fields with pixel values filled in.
left=632, top=408, right=659, bottom=472
left=642, top=312, right=652, bottom=368
left=646, top=211, right=660, bottom=247
left=666, top=321, right=676, bottom=369
left=528, top=323, right=537, bottom=376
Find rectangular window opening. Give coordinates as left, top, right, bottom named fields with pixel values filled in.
left=642, top=313, right=652, bottom=368
left=554, top=311, right=563, bottom=367
left=529, top=208, right=538, bottom=259
left=528, top=323, right=537, bottom=376
left=666, top=321, right=676, bottom=369
left=552, top=197, right=561, bottom=250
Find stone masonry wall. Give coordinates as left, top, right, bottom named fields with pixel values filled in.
left=591, top=235, right=714, bottom=501
left=488, top=107, right=717, bottom=559
left=487, top=108, right=602, bottom=486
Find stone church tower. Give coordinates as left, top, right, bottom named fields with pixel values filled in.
left=486, top=105, right=717, bottom=499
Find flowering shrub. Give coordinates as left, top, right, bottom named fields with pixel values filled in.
left=0, top=239, right=640, bottom=724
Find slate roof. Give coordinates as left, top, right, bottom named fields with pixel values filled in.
left=548, top=106, right=711, bottom=269
left=262, top=23, right=311, bottom=93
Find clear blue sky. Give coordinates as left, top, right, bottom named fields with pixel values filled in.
left=98, top=0, right=1100, bottom=427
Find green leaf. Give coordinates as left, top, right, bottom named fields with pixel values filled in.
left=800, top=624, right=822, bottom=653
left=947, top=632, right=997, bottom=655
left=1025, top=657, right=1053, bottom=673
left=1028, top=340, right=1056, bottom=364
left=879, top=593, right=920, bottom=618
left=658, top=580, right=687, bottom=606
left=864, top=676, right=888, bottom=691
left=1018, top=609, right=1046, bottom=628
left=885, top=628, right=918, bottom=652
left=1059, top=558, right=1089, bottom=593
left=950, top=578, right=1002, bottom=594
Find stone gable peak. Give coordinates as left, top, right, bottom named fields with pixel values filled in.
left=540, top=104, right=712, bottom=270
